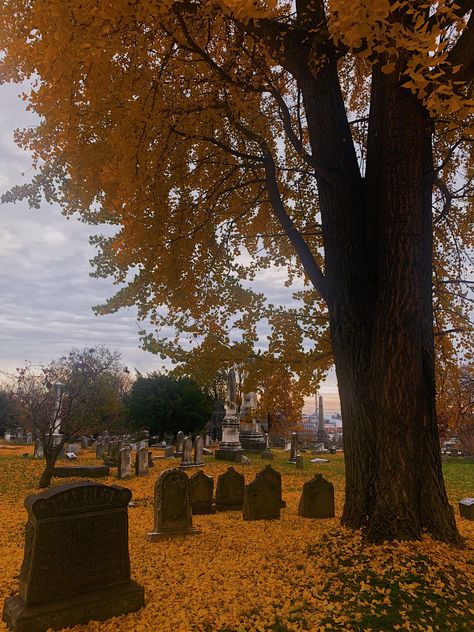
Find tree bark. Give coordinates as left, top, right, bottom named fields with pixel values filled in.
left=38, top=455, right=56, bottom=488
left=296, top=58, right=462, bottom=544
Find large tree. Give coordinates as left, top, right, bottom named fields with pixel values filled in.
left=125, top=373, right=213, bottom=437
left=10, top=347, right=129, bottom=487
left=1, top=1, right=473, bottom=543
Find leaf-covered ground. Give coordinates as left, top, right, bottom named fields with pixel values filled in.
left=0, top=445, right=473, bottom=631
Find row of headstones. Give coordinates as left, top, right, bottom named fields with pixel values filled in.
left=4, top=429, right=33, bottom=444
left=148, top=465, right=335, bottom=540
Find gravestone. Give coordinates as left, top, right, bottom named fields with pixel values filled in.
left=288, top=432, right=298, bottom=464
left=215, top=467, right=245, bottom=511
left=148, top=451, right=154, bottom=468
left=298, top=474, right=335, bottom=518
left=118, top=447, right=133, bottom=480
left=242, top=470, right=280, bottom=521
left=259, top=465, right=286, bottom=508
left=16, top=427, right=24, bottom=442
left=175, top=431, right=185, bottom=458
left=189, top=470, right=215, bottom=514
left=102, top=434, right=111, bottom=453
left=96, top=440, right=105, bottom=459
left=2, top=482, right=144, bottom=632
left=163, top=446, right=174, bottom=458
left=52, top=466, right=110, bottom=478
left=458, top=498, right=474, bottom=520
left=67, top=443, right=81, bottom=455
left=26, top=433, right=33, bottom=445
left=81, top=436, right=89, bottom=449
left=135, top=447, right=149, bottom=477
left=148, top=468, right=198, bottom=540
left=33, top=439, right=43, bottom=459
left=296, top=454, right=304, bottom=469
left=4, top=431, right=11, bottom=443
left=194, top=436, right=204, bottom=466
left=180, top=437, right=195, bottom=468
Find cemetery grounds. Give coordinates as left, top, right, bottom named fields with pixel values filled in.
left=0, top=445, right=473, bottom=632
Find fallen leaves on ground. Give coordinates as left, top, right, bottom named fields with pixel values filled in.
left=0, top=450, right=473, bottom=631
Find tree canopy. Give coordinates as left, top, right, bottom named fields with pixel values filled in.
left=1, top=0, right=473, bottom=542
left=125, top=373, right=213, bottom=437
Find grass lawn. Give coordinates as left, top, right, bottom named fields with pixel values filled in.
left=0, top=444, right=473, bottom=631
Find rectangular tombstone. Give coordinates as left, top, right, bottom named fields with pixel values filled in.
left=259, top=465, right=286, bottom=508
left=190, top=470, right=215, bottom=514
left=298, top=474, right=335, bottom=518
left=175, top=430, right=185, bottom=458
left=458, top=498, right=474, bottom=520
left=4, top=432, right=11, bottom=443
left=2, top=482, right=144, bottom=632
left=118, top=448, right=133, bottom=480
left=26, top=433, right=33, bottom=445
left=81, top=436, right=89, bottom=449
left=242, top=471, right=280, bottom=521
left=180, top=437, right=196, bottom=468
left=135, top=447, right=149, bottom=477
left=96, top=440, right=105, bottom=459
left=67, top=443, right=81, bottom=455
left=148, top=468, right=198, bottom=540
left=194, top=436, right=204, bottom=466
left=215, top=467, right=245, bottom=511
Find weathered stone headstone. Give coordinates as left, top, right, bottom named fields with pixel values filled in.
left=259, top=465, right=286, bottom=508
left=118, top=447, right=133, bottom=480
left=194, top=436, right=204, bottom=466
left=95, top=440, right=105, bottom=459
left=175, top=431, right=185, bottom=457
left=148, top=451, right=154, bottom=468
left=296, top=454, right=304, bottom=469
left=298, top=474, right=335, bottom=518
left=189, top=470, right=215, bottom=514
left=242, top=470, right=280, bottom=520
left=180, top=437, right=195, bottom=468
left=26, top=432, right=33, bottom=445
left=66, top=452, right=77, bottom=461
left=288, top=432, right=298, bottom=464
left=458, top=498, right=474, bottom=520
left=164, top=446, right=174, bottom=458
left=215, top=466, right=245, bottom=511
left=81, top=436, right=89, bottom=449
left=148, top=468, right=198, bottom=540
left=67, top=443, right=81, bottom=455
left=33, top=439, right=44, bottom=459
left=16, top=427, right=24, bottom=442
left=102, top=434, right=111, bottom=453
left=2, top=482, right=144, bottom=632
left=4, top=431, right=11, bottom=443
left=135, top=447, right=149, bottom=477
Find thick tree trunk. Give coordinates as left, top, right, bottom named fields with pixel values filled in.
left=298, top=59, right=462, bottom=544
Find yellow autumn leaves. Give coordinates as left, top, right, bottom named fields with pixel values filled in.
left=0, top=447, right=473, bottom=631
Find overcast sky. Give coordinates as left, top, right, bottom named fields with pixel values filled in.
left=0, top=82, right=340, bottom=414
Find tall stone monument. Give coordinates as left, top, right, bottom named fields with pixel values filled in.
left=316, top=395, right=328, bottom=447
left=215, top=368, right=244, bottom=462
left=2, top=482, right=144, bottom=632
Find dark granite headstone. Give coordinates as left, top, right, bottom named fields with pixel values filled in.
left=52, top=466, right=110, bottom=478
left=242, top=470, right=280, bottom=521
left=2, top=482, right=144, bottom=632
left=259, top=465, right=286, bottom=508
left=298, top=474, right=335, bottom=518
left=189, top=470, right=214, bottom=514
left=148, top=468, right=198, bottom=540
left=215, top=466, right=245, bottom=511
left=458, top=498, right=474, bottom=520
